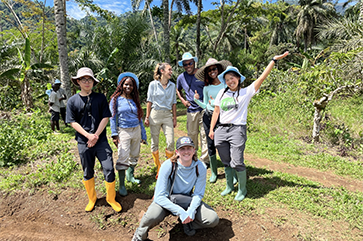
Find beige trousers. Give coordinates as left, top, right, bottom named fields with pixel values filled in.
left=187, top=110, right=209, bottom=164
left=149, top=109, right=175, bottom=152
left=115, top=125, right=141, bottom=171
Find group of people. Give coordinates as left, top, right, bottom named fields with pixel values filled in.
left=46, top=79, right=68, bottom=133
left=62, top=51, right=288, bottom=240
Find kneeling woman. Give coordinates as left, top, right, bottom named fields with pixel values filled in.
left=209, top=52, right=289, bottom=201
left=132, top=136, right=219, bottom=240
left=109, top=72, right=147, bottom=196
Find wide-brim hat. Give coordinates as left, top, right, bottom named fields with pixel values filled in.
left=176, top=136, right=195, bottom=150
left=195, top=58, right=232, bottom=82
left=117, top=72, right=139, bottom=89
left=218, top=66, right=246, bottom=85
left=178, top=52, right=198, bottom=67
left=71, top=67, right=100, bottom=86
left=54, top=79, right=61, bottom=85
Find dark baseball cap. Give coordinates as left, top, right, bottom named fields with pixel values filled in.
left=176, top=136, right=195, bottom=150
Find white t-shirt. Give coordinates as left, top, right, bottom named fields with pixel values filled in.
left=49, top=91, right=60, bottom=112
left=214, top=81, right=258, bottom=125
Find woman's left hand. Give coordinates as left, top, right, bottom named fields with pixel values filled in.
left=273, top=51, right=289, bottom=61
left=182, top=216, right=193, bottom=224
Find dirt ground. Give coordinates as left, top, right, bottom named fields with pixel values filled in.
left=1, top=131, right=362, bottom=240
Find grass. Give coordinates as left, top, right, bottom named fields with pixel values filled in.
left=0, top=96, right=362, bottom=238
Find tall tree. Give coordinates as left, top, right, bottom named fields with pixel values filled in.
left=162, top=0, right=170, bottom=62
left=54, top=0, right=71, bottom=99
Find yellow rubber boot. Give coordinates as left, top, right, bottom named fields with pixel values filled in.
left=83, top=177, right=97, bottom=212
left=152, top=150, right=161, bottom=179
left=165, top=150, right=174, bottom=159
left=105, top=181, right=122, bottom=212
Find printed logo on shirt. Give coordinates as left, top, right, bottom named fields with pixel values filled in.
left=220, top=97, right=237, bottom=112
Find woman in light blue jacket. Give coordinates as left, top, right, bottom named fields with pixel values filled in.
left=109, top=72, right=147, bottom=196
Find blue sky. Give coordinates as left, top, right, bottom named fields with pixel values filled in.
left=64, top=0, right=218, bottom=20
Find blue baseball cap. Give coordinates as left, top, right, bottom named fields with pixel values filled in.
left=218, top=66, right=246, bottom=85
left=117, top=72, right=139, bottom=89
left=178, top=52, right=198, bottom=67
left=54, top=79, right=61, bottom=84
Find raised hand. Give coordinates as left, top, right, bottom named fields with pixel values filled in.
left=273, top=51, right=289, bottom=61
left=194, top=90, right=200, bottom=100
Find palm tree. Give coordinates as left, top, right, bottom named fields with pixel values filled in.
left=295, top=0, right=336, bottom=52
left=54, top=0, right=71, bottom=99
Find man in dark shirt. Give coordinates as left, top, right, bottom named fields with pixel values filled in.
left=66, top=67, right=121, bottom=212
left=176, top=52, right=209, bottom=166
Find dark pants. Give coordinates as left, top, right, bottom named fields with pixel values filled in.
left=203, top=110, right=219, bottom=157
left=77, top=140, right=115, bottom=182
left=60, top=107, right=66, bottom=123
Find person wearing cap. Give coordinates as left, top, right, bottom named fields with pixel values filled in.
left=176, top=52, right=209, bottom=167
left=53, top=79, right=68, bottom=127
left=194, top=58, right=231, bottom=183
left=209, top=51, right=289, bottom=201
left=109, top=72, right=147, bottom=196
left=144, top=63, right=177, bottom=178
left=49, top=83, right=61, bottom=133
left=132, top=136, right=219, bottom=241
left=66, top=67, right=122, bottom=212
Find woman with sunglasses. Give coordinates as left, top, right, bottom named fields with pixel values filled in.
left=144, top=63, right=177, bottom=178
left=109, top=72, right=147, bottom=196
left=209, top=51, right=289, bottom=201
left=193, top=58, right=231, bottom=183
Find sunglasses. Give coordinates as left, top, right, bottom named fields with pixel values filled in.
left=183, top=62, right=194, bottom=67
left=208, top=67, right=218, bottom=73
left=79, top=77, right=93, bottom=83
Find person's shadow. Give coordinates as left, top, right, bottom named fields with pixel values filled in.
left=169, top=218, right=234, bottom=241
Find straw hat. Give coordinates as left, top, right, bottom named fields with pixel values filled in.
left=71, top=67, right=100, bottom=86
left=195, top=58, right=232, bottom=82
left=217, top=66, right=246, bottom=85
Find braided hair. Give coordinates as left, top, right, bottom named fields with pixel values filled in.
left=153, top=62, right=170, bottom=80
left=110, top=76, right=143, bottom=120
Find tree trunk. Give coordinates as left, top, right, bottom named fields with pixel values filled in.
left=359, top=0, right=363, bottom=25
left=169, top=0, right=175, bottom=32
left=312, top=106, right=323, bottom=143
left=21, top=75, right=34, bottom=111
left=146, top=1, right=161, bottom=58
left=163, top=0, right=170, bottom=63
left=196, top=0, right=202, bottom=66
left=54, top=0, right=71, bottom=100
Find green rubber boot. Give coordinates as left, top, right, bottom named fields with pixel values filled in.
left=232, top=169, right=238, bottom=185
left=126, top=166, right=140, bottom=184
left=234, top=170, right=247, bottom=201
left=118, top=170, right=127, bottom=196
left=209, top=155, right=218, bottom=183
left=221, top=167, right=234, bottom=196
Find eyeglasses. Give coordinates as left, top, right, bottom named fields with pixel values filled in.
left=208, top=67, right=218, bottom=73
left=79, top=77, right=93, bottom=83
left=183, top=62, right=194, bottom=67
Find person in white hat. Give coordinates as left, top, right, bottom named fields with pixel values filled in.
left=132, top=136, right=219, bottom=241
left=66, top=67, right=122, bottom=212
left=53, top=79, right=68, bottom=127
left=176, top=52, right=209, bottom=167
left=109, top=72, right=147, bottom=196
left=209, top=51, right=289, bottom=202
left=144, top=63, right=177, bottom=179
left=194, top=58, right=232, bottom=183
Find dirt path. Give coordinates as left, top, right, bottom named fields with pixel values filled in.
left=0, top=128, right=362, bottom=240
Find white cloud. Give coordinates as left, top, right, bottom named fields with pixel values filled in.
left=66, top=0, right=132, bottom=20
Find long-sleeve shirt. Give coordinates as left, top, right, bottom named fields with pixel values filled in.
left=109, top=96, right=146, bottom=140
left=194, top=83, right=225, bottom=112
left=146, top=80, right=177, bottom=110
left=153, top=159, right=207, bottom=222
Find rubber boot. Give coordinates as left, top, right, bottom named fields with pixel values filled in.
left=165, top=149, right=174, bottom=159
left=234, top=170, right=247, bottom=201
left=152, top=150, right=161, bottom=179
left=221, top=167, right=234, bottom=196
left=126, top=166, right=140, bottom=184
left=232, top=169, right=238, bottom=185
left=105, top=181, right=122, bottom=212
left=83, top=177, right=97, bottom=212
left=118, top=170, right=127, bottom=196
left=209, top=155, right=218, bottom=183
